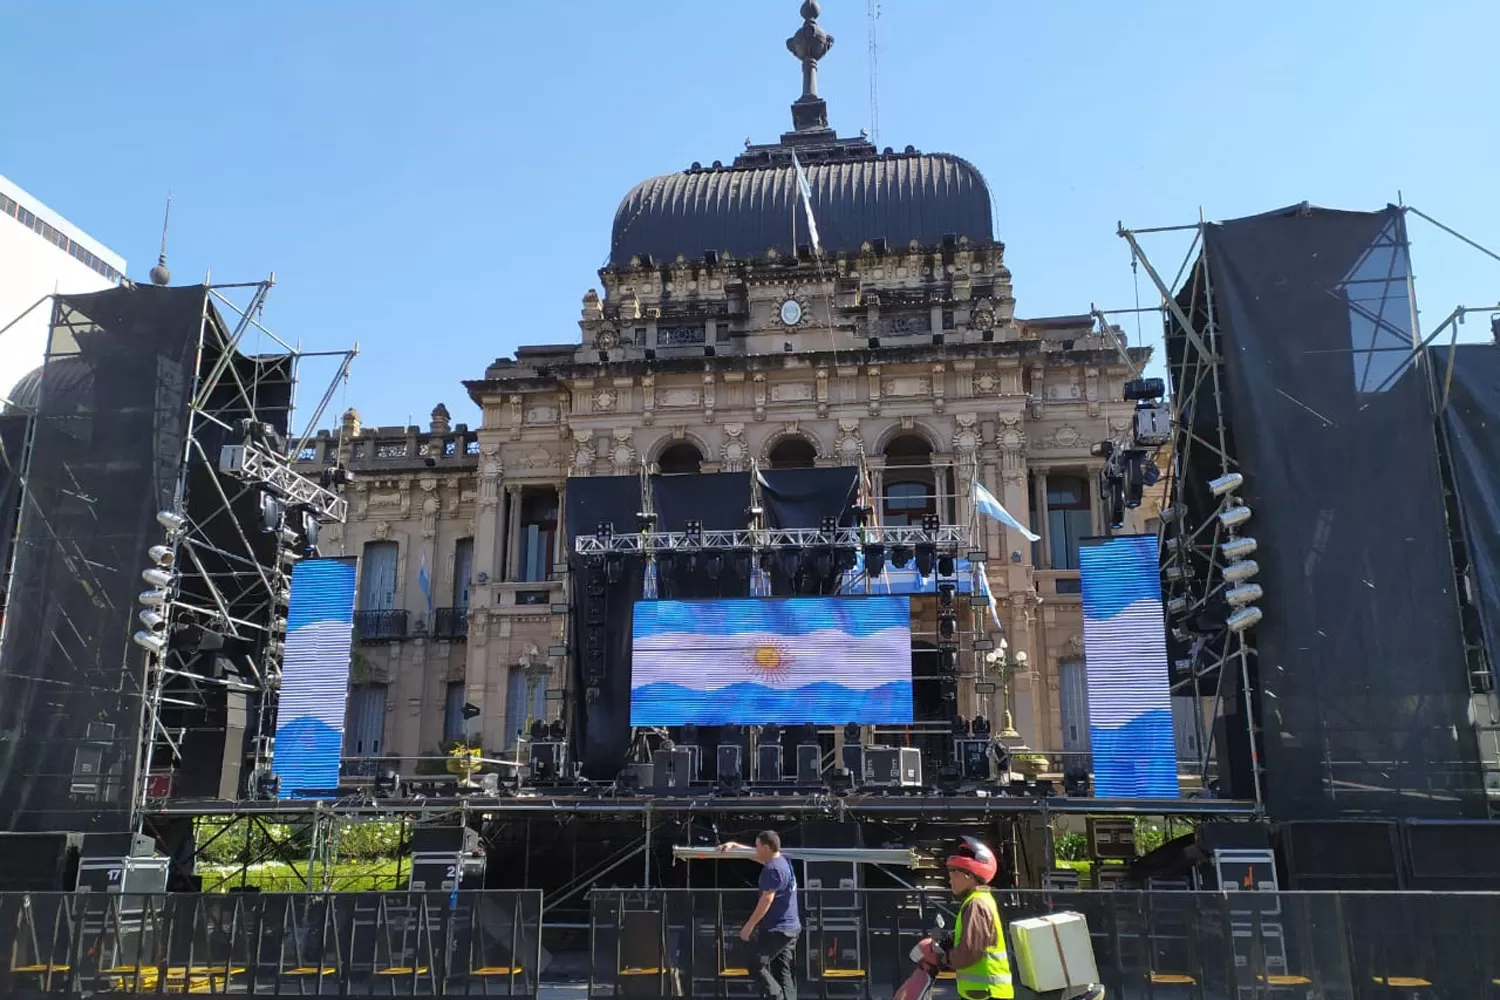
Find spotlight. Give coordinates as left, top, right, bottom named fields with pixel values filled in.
left=849, top=504, right=874, bottom=527
left=597, top=520, right=615, bottom=539
left=606, top=553, right=624, bottom=584
left=780, top=549, right=803, bottom=578
left=938, top=647, right=957, bottom=674
left=862, top=543, right=886, bottom=577
left=937, top=552, right=956, bottom=577
left=705, top=553, right=724, bottom=580
left=685, top=519, right=703, bottom=543
left=1225, top=583, right=1263, bottom=606
left=147, top=545, right=174, bottom=568
left=155, top=510, right=187, bottom=533
left=1227, top=606, right=1263, bottom=632
left=1089, top=440, right=1115, bottom=458
left=1221, top=536, right=1258, bottom=560
left=1219, top=505, right=1252, bottom=529
left=732, top=548, right=753, bottom=577
left=819, top=516, right=838, bottom=534
left=138, top=610, right=166, bottom=632
left=939, top=614, right=957, bottom=641
left=890, top=544, right=912, bottom=569
left=138, top=589, right=169, bottom=608
left=1159, top=505, right=1184, bottom=524
left=921, top=513, right=941, bottom=533
left=1162, top=565, right=1183, bottom=582
left=142, top=567, right=174, bottom=589
left=1123, top=377, right=1166, bottom=401
left=636, top=511, right=658, bottom=532
left=868, top=336, right=880, bottom=349
left=132, top=631, right=167, bottom=654
left=914, top=542, right=937, bottom=578
left=1209, top=472, right=1244, bottom=497
left=1222, top=560, right=1259, bottom=584
left=744, top=506, right=764, bottom=526
left=938, top=583, right=955, bottom=608
left=1166, top=596, right=1188, bottom=615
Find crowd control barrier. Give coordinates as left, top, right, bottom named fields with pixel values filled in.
left=0, top=889, right=543, bottom=996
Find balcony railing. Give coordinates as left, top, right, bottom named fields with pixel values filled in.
left=432, top=606, right=469, bottom=640
left=354, top=609, right=408, bottom=642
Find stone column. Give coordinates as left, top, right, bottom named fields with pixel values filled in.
left=505, top=486, right=524, bottom=581
left=1087, top=462, right=1104, bottom=536
left=1033, top=469, right=1050, bottom=568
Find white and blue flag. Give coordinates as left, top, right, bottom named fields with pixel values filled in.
left=790, top=151, right=821, bottom=256
left=417, top=544, right=433, bottom=613
left=973, top=477, right=1040, bottom=542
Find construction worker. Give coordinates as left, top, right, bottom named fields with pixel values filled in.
left=941, top=836, right=1014, bottom=1000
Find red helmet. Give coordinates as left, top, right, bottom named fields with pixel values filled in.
left=945, top=836, right=998, bottom=884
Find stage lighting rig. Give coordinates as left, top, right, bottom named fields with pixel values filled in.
left=1221, top=536, right=1258, bottom=560
left=921, top=512, right=941, bottom=533
left=862, top=542, right=887, bottom=577
left=684, top=519, right=703, bottom=544
left=819, top=516, right=838, bottom=534
left=219, top=438, right=348, bottom=524
left=1208, top=472, right=1244, bottom=498
left=1222, top=559, right=1259, bottom=584
left=1219, top=505, right=1252, bottom=529
left=890, top=544, right=912, bottom=569
left=636, top=511, right=658, bottom=533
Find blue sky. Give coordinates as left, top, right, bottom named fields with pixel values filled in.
left=3, top=1, right=1497, bottom=429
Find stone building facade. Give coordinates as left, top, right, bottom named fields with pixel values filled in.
left=296, top=3, right=1157, bottom=775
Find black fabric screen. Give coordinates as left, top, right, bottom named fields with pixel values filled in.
left=0, top=414, right=28, bottom=620
left=652, top=471, right=750, bottom=532
left=1185, top=205, right=1484, bottom=819
left=758, top=467, right=858, bottom=530
left=0, top=287, right=206, bottom=832
left=1431, top=344, right=1500, bottom=693
left=563, top=475, right=641, bottom=543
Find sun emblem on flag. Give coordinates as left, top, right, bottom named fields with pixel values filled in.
left=748, top=639, right=793, bottom=682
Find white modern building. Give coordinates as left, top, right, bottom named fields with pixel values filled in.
left=0, top=173, right=126, bottom=400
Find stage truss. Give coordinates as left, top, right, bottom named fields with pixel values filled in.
left=1116, top=219, right=1264, bottom=811
left=129, top=279, right=357, bottom=828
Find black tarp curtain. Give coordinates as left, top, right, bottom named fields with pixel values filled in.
left=564, top=468, right=857, bottom=778
left=1176, top=205, right=1485, bottom=820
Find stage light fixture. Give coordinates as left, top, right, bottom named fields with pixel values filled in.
left=605, top=552, right=625, bottom=584
left=138, top=589, right=168, bottom=608
left=132, top=631, right=167, bottom=654
left=1089, top=440, right=1114, bottom=458
left=744, top=505, right=764, bottom=526
left=1209, top=472, right=1244, bottom=497
left=1166, top=596, right=1188, bottom=615
left=635, top=511, right=658, bottom=532
left=1162, top=565, right=1183, bottom=582
left=1159, top=505, right=1184, bottom=524
left=914, top=543, right=937, bottom=578
left=732, top=548, right=753, bottom=578
left=1227, top=606, right=1263, bottom=632
left=1222, top=559, right=1259, bottom=584
left=147, top=544, right=175, bottom=569
left=684, top=519, right=703, bottom=543
left=890, top=544, right=912, bottom=569
left=1221, top=536, right=1258, bottom=560
left=780, top=549, right=803, bottom=578
left=850, top=504, right=874, bottom=527
left=705, top=553, right=724, bottom=580
left=142, top=567, right=174, bottom=589
left=137, top=609, right=166, bottom=632
left=156, top=510, right=187, bottom=534
left=1225, top=583, right=1263, bottom=607
left=1219, top=505, right=1252, bottom=529
left=813, top=548, right=835, bottom=578
left=596, top=520, right=615, bottom=539
left=1123, top=377, right=1166, bottom=401
left=862, top=543, right=886, bottom=577
left=939, top=614, right=957, bottom=641
left=938, top=583, right=955, bottom=608
left=921, top=513, right=941, bottom=533
left=937, top=552, right=956, bottom=577
left=938, top=647, right=957, bottom=674
left=819, top=516, right=838, bottom=534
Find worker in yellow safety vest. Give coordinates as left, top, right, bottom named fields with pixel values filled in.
left=940, top=836, right=1014, bottom=1000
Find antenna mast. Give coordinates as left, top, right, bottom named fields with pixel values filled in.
left=867, top=0, right=880, bottom=145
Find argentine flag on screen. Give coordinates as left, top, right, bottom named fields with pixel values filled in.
left=629, top=597, right=914, bottom=726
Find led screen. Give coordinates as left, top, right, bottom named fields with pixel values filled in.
left=1078, top=535, right=1180, bottom=798
left=271, top=557, right=357, bottom=796
left=630, top=597, right=914, bottom=726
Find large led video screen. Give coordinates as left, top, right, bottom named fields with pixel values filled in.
left=630, top=597, right=914, bottom=726
left=1078, top=535, right=1179, bottom=798
left=271, top=557, right=357, bottom=796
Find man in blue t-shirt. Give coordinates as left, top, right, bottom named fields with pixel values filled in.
left=718, top=830, right=800, bottom=1000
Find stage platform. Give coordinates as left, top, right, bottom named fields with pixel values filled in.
left=145, top=790, right=1257, bottom=820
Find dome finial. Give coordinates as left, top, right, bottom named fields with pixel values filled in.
left=786, top=0, right=834, bottom=132
left=149, top=191, right=172, bottom=287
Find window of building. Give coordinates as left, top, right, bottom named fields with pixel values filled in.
left=452, top=537, right=474, bottom=609
left=465, top=438, right=481, bottom=455
left=656, top=442, right=703, bottom=475
left=443, top=438, right=457, bottom=457
left=1047, top=474, right=1092, bottom=571
left=358, top=541, right=399, bottom=611
left=504, top=666, right=549, bottom=748
left=1058, top=658, right=1092, bottom=764
left=375, top=441, right=406, bottom=459
left=715, top=322, right=731, bottom=343
left=882, top=434, right=940, bottom=524
left=345, top=684, right=388, bottom=758
left=298, top=445, right=317, bottom=461
left=884, top=481, right=936, bottom=527
left=767, top=436, right=817, bottom=469
left=443, top=681, right=467, bottom=744
left=942, top=310, right=955, bottom=331
left=517, top=488, right=558, bottom=583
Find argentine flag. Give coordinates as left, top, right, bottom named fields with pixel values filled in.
left=973, top=477, right=1040, bottom=542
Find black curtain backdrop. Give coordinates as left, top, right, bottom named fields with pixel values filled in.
left=653, top=471, right=751, bottom=532
left=1432, top=344, right=1500, bottom=694
left=564, top=474, right=642, bottom=543
left=1186, top=205, right=1484, bottom=819
left=759, top=467, right=858, bottom=596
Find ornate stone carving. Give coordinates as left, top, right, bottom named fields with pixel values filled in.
left=867, top=366, right=881, bottom=416
left=593, top=388, right=617, bottom=412
left=997, top=415, right=1027, bottom=487
left=883, top=376, right=929, bottom=397
left=834, top=419, right=863, bottom=464
left=702, top=374, right=716, bottom=423
left=524, top=403, right=558, bottom=424
left=419, top=477, right=439, bottom=539
left=611, top=428, right=637, bottom=475
left=641, top=376, right=655, bottom=426
left=815, top=368, right=830, bottom=417
left=478, top=442, right=502, bottom=509
left=721, top=423, right=748, bottom=472
left=660, top=386, right=702, bottom=408
left=429, top=403, right=451, bottom=434
left=1068, top=633, right=1084, bottom=655
left=507, top=394, right=523, bottom=440
left=1084, top=366, right=1101, bottom=417
left=469, top=607, right=490, bottom=647
left=952, top=414, right=980, bottom=459
left=1028, top=365, right=1046, bottom=419
left=571, top=428, right=595, bottom=476
left=1051, top=425, right=1082, bottom=449
left=752, top=374, right=767, bottom=421
left=582, top=288, right=604, bottom=322
left=932, top=363, right=946, bottom=414
left=975, top=372, right=997, bottom=395
left=770, top=381, right=813, bottom=403
left=373, top=521, right=392, bottom=541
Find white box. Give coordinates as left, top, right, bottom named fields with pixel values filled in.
left=1009, top=912, right=1100, bottom=993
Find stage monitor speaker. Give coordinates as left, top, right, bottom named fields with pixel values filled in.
left=1402, top=820, right=1500, bottom=890
left=530, top=741, right=567, bottom=782
left=840, top=744, right=865, bottom=780
left=0, top=832, right=82, bottom=891
left=174, top=690, right=248, bottom=800
left=755, top=745, right=783, bottom=783
left=716, top=745, right=742, bottom=784
left=955, top=738, right=991, bottom=781
left=863, top=747, right=922, bottom=788
left=1213, top=711, right=1255, bottom=801
left=410, top=825, right=480, bottom=855
left=1280, top=820, right=1400, bottom=890
left=409, top=852, right=486, bottom=893
left=666, top=746, right=699, bottom=791
left=796, top=744, right=821, bottom=784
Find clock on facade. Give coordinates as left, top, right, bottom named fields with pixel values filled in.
left=779, top=298, right=803, bottom=327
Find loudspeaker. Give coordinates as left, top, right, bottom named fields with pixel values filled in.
left=840, top=744, right=865, bottom=779
left=716, top=745, right=742, bottom=784
left=175, top=690, right=247, bottom=799
left=755, top=744, right=783, bottom=782
left=410, top=825, right=480, bottom=855
left=0, top=832, right=82, bottom=891
left=796, top=744, right=821, bottom=784
left=1213, top=710, right=1255, bottom=801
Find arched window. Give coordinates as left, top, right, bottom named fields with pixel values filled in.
left=1047, top=474, right=1092, bottom=570
left=767, top=436, right=817, bottom=469
left=656, top=442, right=703, bottom=476
left=882, top=434, right=939, bottom=525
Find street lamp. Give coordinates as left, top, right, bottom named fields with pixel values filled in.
left=983, top=640, right=1029, bottom=740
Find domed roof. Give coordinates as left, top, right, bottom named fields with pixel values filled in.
left=610, top=144, right=993, bottom=267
